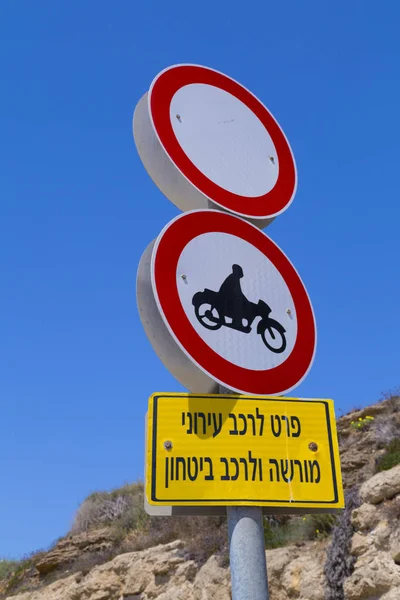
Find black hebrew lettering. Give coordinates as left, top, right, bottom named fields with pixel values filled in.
left=204, top=457, right=214, bottom=480
left=269, top=459, right=280, bottom=482
left=281, top=416, right=290, bottom=436
left=181, top=412, right=224, bottom=438
left=212, top=413, right=222, bottom=438
left=221, top=457, right=230, bottom=480
left=187, top=457, right=198, bottom=481
left=248, top=450, right=263, bottom=481
left=268, top=458, right=321, bottom=484
left=238, top=414, right=247, bottom=435
left=182, top=411, right=193, bottom=434
left=219, top=451, right=263, bottom=482
left=291, top=416, right=301, bottom=437
left=247, top=413, right=256, bottom=435
left=309, top=460, right=321, bottom=483
left=281, top=459, right=294, bottom=483
left=176, top=457, right=186, bottom=480
left=229, top=413, right=238, bottom=435
left=230, top=458, right=239, bottom=481
left=196, top=412, right=206, bottom=434
left=228, top=409, right=264, bottom=436
left=192, top=265, right=287, bottom=353
left=294, top=459, right=303, bottom=482
left=270, top=415, right=302, bottom=438
left=165, top=456, right=216, bottom=487
left=256, top=408, right=264, bottom=436
left=239, top=457, right=248, bottom=481
left=271, top=415, right=281, bottom=437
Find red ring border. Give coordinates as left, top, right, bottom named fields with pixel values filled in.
left=152, top=211, right=316, bottom=395
left=149, top=65, right=297, bottom=219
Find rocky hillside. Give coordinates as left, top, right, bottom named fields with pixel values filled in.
left=1, top=393, right=399, bottom=600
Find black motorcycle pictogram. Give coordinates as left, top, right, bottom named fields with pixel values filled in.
left=192, top=264, right=287, bottom=353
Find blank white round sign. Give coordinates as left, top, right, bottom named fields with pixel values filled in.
left=170, top=84, right=279, bottom=198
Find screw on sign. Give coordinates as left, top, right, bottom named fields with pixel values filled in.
left=133, top=64, right=297, bottom=228
left=137, top=209, right=316, bottom=396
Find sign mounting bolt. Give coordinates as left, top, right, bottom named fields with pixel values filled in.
left=176, top=114, right=182, bottom=123
left=286, top=308, right=292, bottom=316
left=181, top=274, right=187, bottom=281
left=309, top=442, right=318, bottom=452
left=269, top=156, right=275, bottom=164
left=164, top=440, right=173, bottom=451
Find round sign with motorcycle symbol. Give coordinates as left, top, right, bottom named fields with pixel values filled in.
left=137, top=210, right=316, bottom=396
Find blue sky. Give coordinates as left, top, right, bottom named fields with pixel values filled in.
left=1, top=1, right=399, bottom=558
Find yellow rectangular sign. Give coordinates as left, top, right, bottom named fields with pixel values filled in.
left=146, top=393, right=344, bottom=510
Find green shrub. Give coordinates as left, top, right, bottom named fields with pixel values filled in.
left=0, top=560, right=19, bottom=581
left=263, top=513, right=337, bottom=549
left=1, top=556, right=38, bottom=597
left=350, top=416, right=374, bottom=431
left=375, top=439, right=400, bottom=472
left=263, top=519, right=292, bottom=549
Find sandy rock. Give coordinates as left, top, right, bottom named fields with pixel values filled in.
left=264, top=547, right=299, bottom=600
left=122, top=540, right=190, bottom=598
left=192, top=555, right=231, bottom=600
left=5, top=573, right=81, bottom=600
left=370, top=520, right=391, bottom=549
left=344, top=552, right=400, bottom=600
left=35, top=528, right=114, bottom=575
left=360, top=465, right=400, bottom=504
left=381, top=587, right=400, bottom=599
left=350, top=532, right=371, bottom=557
left=265, top=546, right=298, bottom=578
left=280, top=545, right=326, bottom=600
left=265, top=543, right=326, bottom=600
left=351, top=502, right=379, bottom=531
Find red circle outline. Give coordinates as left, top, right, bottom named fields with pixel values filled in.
left=149, top=65, right=296, bottom=219
left=152, top=211, right=316, bottom=395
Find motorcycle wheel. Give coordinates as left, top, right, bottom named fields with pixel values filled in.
left=260, top=321, right=287, bottom=353
left=194, top=303, right=222, bottom=330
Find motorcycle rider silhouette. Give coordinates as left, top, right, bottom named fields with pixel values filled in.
left=218, top=264, right=250, bottom=329
left=191, top=264, right=287, bottom=353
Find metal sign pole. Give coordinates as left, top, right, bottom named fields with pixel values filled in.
left=219, top=386, right=269, bottom=599
left=227, top=506, right=269, bottom=600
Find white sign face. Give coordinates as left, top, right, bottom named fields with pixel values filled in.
left=176, top=232, right=297, bottom=371
left=133, top=64, right=297, bottom=228
left=169, top=84, right=279, bottom=198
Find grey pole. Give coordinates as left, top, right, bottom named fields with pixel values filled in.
left=227, top=506, right=269, bottom=600
left=219, top=386, right=269, bottom=600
